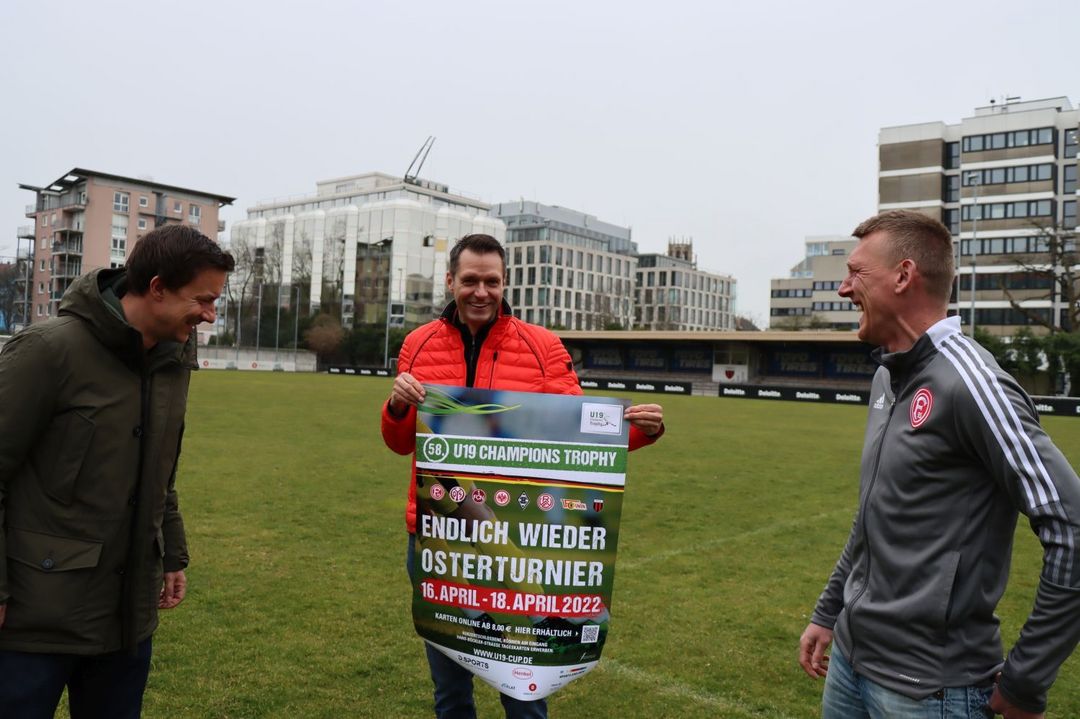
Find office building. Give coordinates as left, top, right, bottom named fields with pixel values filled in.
left=492, top=201, right=637, bottom=330
left=770, top=236, right=858, bottom=330
left=634, top=239, right=736, bottom=331
left=878, top=96, right=1078, bottom=336
left=232, top=172, right=502, bottom=328
left=16, top=168, right=233, bottom=327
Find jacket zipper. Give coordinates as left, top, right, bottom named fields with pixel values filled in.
left=488, top=351, right=499, bottom=388
left=847, top=396, right=895, bottom=666
left=120, top=369, right=151, bottom=651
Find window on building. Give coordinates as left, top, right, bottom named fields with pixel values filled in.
left=114, top=192, right=129, bottom=213
left=513, top=247, right=522, bottom=264
left=38, top=282, right=44, bottom=295
left=1065, top=129, right=1078, bottom=159
left=1065, top=200, right=1077, bottom=227
left=137, top=218, right=147, bottom=231
left=945, top=174, right=959, bottom=202
left=962, top=127, right=1055, bottom=152
left=1063, top=165, right=1077, bottom=195
left=174, top=201, right=182, bottom=214
left=139, top=196, right=149, bottom=208
left=39, top=259, right=46, bottom=272
left=526, top=246, right=534, bottom=264
left=945, top=142, right=960, bottom=169
left=111, top=213, right=128, bottom=255
left=189, top=205, right=201, bottom=225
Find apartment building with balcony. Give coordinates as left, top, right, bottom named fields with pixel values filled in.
left=16, top=168, right=233, bottom=325
left=878, top=97, right=1078, bottom=336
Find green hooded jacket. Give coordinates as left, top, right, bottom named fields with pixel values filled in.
left=0, top=268, right=193, bottom=654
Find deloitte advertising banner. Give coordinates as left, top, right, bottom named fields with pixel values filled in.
left=412, top=385, right=630, bottom=701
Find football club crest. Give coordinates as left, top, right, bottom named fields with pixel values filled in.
left=449, top=486, right=467, bottom=503
left=537, top=493, right=555, bottom=511
left=592, top=497, right=605, bottom=512
left=429, top=484, right=445, bottom=501
left=494, top=489, right=511, bottom=507
left=471, top=488, right=486, bottom=503
left=518, top=491, right=530, bottom=510
left=910, top=387, right=934, bottom=428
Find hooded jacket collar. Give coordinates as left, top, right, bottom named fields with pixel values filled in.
left=58, top=268, right=197, bottom=371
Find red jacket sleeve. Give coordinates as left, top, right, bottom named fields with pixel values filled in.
left=381, top=332, right=419, bottom=455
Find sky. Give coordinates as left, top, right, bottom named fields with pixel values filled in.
left=1, top=0, right=1077, bottom=326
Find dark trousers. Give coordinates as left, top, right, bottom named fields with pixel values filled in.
left=0, top=637, right=152, bottom=719
left=408, top=535, right=548, bottom=719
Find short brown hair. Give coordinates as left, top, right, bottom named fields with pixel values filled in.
left=852, top=210, right=955, bottom=302
left=125, top=224, right=235, bottom=295
left=449, top=234, right=505, bottom=276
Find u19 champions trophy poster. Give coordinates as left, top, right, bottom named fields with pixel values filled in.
left=412, top=384, right=631, bottom=701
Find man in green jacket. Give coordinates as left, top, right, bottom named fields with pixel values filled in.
left=0, top=224, right=233, bottom=718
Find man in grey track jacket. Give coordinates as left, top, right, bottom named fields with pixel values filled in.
left=798, top=210, right=1080, bottom=719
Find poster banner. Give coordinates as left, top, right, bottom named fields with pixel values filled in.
left=412, top=384, right=630, bottom=701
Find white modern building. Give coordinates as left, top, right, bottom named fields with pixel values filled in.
left=231, top=172, right=503, bottom=327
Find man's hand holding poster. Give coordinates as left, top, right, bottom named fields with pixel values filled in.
left=412, top=385, right=630, bottom=701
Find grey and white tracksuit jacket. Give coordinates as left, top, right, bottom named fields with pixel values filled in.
left=811, top=317, right=1080, bottom=714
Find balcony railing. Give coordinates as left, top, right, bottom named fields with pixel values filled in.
left=17, top=225, right=34, bottom=238
left=52, top=239, right=83, bottom=255
left=54, top=263, right=82, bottom=279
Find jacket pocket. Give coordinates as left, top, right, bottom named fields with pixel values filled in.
left=31, top=411, right=96, bottom=505
left=936, top=551, right=962, bottom=631
left=4, top=527, right=104, bottom=633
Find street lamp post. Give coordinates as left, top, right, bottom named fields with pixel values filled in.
left=255, top=282, right=263, bottom=362
left=274, top=282, right=282, bottom=361
left=379, top=238, right=394, bottom=367
left=293, top=284, right=301, bottom=361
left=966, top=171, right=981, bottom=335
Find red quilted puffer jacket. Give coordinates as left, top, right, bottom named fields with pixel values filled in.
left=381, top=302, right=660, bottom=533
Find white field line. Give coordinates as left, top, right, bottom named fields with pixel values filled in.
left=599, top=658, right=803, bottom=719
left=618, top=509, right=851, bottom=570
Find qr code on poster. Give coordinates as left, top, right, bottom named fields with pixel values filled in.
left=581, top=625, right=599, bottom=644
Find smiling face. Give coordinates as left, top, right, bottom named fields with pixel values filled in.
left=447, top=248, right=504, bottom=335
left=838, top=232, right=903, bottom=349
left=151, top=267, right=227, bottom=344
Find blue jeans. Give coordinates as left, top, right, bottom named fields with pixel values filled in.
left=408, top=534, right=547, bottom=719
left=0, top=637, right=153, bottom=719
left=822, top=649, right=993, bottom=719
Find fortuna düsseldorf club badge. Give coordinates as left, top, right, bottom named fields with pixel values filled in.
left=910, top=387, right=934, bottom=428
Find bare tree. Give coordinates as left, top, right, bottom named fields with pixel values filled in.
left=997, top=219, right=1079, bottom=333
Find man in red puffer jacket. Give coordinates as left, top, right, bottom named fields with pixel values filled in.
left=382, top=233, right=664, bottom=719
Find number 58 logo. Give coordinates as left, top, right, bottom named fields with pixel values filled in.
left=421, top=436, right=450, bottom=463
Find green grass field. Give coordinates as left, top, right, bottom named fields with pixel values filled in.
left=74, top=372, right=1080, bottom=718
